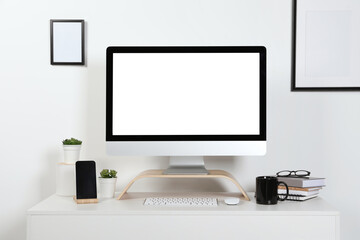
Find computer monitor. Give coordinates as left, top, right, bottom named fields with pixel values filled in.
left=106, top=46, right=266, bottom=174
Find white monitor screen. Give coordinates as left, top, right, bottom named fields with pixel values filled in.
left=112, top=52, right=260, bottom=136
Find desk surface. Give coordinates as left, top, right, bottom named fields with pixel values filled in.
left=27, top=192, right=339, bottom=216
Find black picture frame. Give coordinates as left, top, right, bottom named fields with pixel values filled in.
left=291, top=0, right=360, bottom=91
left=50, top=19, right=85, bottom=65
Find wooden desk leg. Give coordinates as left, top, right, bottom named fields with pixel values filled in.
left=117, top=169, right=250, bottom=201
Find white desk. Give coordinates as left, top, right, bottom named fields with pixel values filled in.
left=27, top=192, right=339, bottom=240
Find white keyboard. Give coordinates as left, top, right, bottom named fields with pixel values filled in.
left=144, top=197, right=218, bottom=206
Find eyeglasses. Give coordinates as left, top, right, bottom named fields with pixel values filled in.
left=276, top=170, right=310, bottom=177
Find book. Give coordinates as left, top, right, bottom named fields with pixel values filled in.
left=279, top=194, right=318, bottom=201
left=277, top=176, right=325, bottom=188
left=278, top=189, right=319, bottom=196
left=278, top=186, right=322, bottom=192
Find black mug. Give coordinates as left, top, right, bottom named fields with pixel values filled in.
left=256, top=176, right=289, bottom=205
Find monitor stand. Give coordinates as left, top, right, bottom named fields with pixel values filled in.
left=163, top=156, right=209, bottom=175
left=116, top=169, right=250, bottom=201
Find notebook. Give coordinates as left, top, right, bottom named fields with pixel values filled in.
left=279, top=194, right=318, bottom=201
left=277, top=176, right=325, bottom=188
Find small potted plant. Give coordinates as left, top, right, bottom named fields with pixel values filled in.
left=99, top=169, right=117, bottom=198
left=62, top=138, right=82, bottom=163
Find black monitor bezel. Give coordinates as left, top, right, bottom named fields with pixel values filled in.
left=106, top=46, right=266, bottom=141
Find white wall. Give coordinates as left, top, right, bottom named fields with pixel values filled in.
left=0, top=0, right=359, bottom=239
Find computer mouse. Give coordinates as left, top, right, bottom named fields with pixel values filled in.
left=224, top=197, right=240, bottom=205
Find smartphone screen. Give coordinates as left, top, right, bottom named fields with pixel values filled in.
left=75, top=161, right=97, bottom=199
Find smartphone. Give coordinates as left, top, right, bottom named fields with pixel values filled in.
left=75, top=161, right=97, bottom=199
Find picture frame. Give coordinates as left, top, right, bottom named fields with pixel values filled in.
left=50, top=19, right=85, bottom=65
left=292, top=0, right=360, bottom=91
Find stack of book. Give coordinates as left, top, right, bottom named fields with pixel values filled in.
left=277, top=176, right=325, bottom=201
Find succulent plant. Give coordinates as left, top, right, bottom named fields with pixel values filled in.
left=100, top=169, right=117, bottom=178
left=62, top=138, right=82, bottom=145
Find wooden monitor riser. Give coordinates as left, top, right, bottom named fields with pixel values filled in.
left=117, top=169, right=250, bottom=201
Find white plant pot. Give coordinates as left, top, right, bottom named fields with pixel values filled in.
left=63, top=145, right=81, bottom=163
left=99, top=178, right=117, bottom=198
